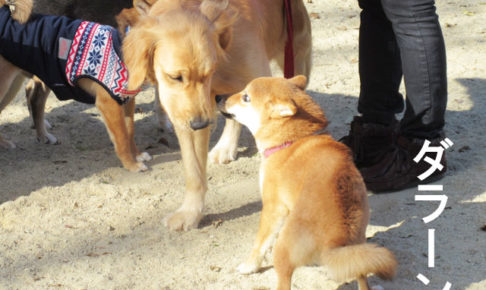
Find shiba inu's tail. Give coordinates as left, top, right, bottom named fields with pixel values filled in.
left=321, top=243, right=397, bottom=282
left=1, top=0, right=33, bottom=24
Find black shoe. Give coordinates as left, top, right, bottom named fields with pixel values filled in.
left=359, top=136, right=447, bottom=193
left=340, top=116, right=398, bottom=168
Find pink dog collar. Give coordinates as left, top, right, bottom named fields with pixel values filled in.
left=263, top=141, right=294, bottom=158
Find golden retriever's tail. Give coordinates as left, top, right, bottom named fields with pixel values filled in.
left=321, top=243, right=397, bottom=282
left=1, top=0, right=33, bottom=24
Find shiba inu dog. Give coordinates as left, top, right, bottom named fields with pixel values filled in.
left=217, top=76, right=397, bottom=290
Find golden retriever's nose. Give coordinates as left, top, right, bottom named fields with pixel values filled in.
left=190, top=117, right=210, bottom=130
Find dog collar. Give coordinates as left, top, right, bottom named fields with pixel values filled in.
left=263, top=141, right=294, bottom=158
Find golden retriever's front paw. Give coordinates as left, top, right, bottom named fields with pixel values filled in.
left=136, top=152, right=152, bottom=162
left=209, top=145, right=237, bottom=164
left=164, top=209, right=203, bottom=231
left=237, top=262, right=260, bottom=275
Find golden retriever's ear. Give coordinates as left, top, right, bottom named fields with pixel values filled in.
left=288, top=75, right=307, bottom=90
left=133, top=0, right=156, bottom=16
left=122, top=25, right=155, bottom=90
left=270, top=100, right=297, bottom=119
left=200, top=0, right=228, bottom=22
left=200, top=0, right=238, bottom=51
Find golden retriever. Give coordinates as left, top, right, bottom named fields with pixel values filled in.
left=123, top=0, right=312, bottom=231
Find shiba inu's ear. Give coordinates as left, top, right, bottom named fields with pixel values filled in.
left=122, top=21, right=157, bottom=89
left=201, top=0, right=239, bottom=51
left=289, top=75, right=307, bottom=90
left=270, top=100, right=297, bottom=119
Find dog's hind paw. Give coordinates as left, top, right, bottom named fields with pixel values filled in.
left=124, top=161, right=148, bottom=172
left=237, top=262, right=259, bottom=275
left=164, top=209, right=203, bottom=231
left=135, top=162, right=148, bottom=172
left=0, top=139, right=16, bottom=149
left=37, top=133, right=58, bottom=145
left=136, top=152, right=152, bottom=162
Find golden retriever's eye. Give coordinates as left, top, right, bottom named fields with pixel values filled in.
left=168, top=74, right=183, bottom=82
left=242, top=94, right=250, bottom=103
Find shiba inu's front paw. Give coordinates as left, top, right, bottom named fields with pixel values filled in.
left=136, top=152, right=152, bottom=162
left=164, top=208, right=203, bottom=231
left=237, top=262, right=260, bottom=274
left=209, top=144, right=237, bottom=164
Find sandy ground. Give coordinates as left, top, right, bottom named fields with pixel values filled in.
left=1, top=0, right=485, bottom=289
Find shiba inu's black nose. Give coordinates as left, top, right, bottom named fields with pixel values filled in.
left=215, top=94, right=230, bottom=104
left=215, top=94, right=234, bottom=119
left=190, top=117, right=210, bottom=130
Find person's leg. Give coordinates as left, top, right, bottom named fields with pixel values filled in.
left=359, top=0, right=447, bottom=192
left=381, top=0, right=447, bottom=140
left=358, top=0, right=403, bottom=125
left=342, top=0, right=403, bottom=168
left=344, top=0, right=448, bottom=192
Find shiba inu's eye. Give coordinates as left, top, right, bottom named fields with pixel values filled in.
left=168, top=74, right=183, bottom=82
left=242, top=94, right=250, bottom=103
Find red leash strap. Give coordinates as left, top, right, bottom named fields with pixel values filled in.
left=284, top=0, right=294, bottom=78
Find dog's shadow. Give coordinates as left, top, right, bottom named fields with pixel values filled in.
left=199, top=201, right=262, bottom=228
left=0, top=93, right=174, bottom=204
left=0, top=88, right=258, bottom=205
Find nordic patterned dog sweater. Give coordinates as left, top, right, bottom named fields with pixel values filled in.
left=0, top=7, right=139, bottom=105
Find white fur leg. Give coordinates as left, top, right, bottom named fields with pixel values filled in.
left=44, top=119, right=52, bottom=129
left=154, top=90, right=174, bottom=133
left=209, top=119, right=240, bottom=164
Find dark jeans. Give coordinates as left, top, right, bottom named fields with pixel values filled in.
left=357, top=0, right=447, bottom=140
